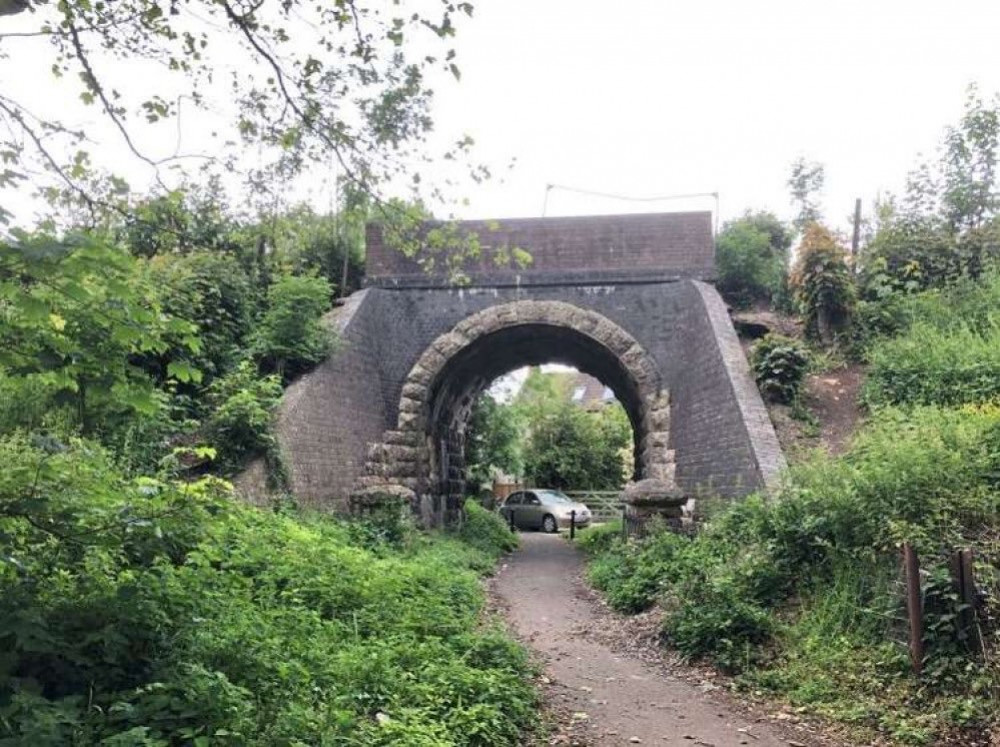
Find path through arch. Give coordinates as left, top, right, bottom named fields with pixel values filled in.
left=355, top=300, right=674, bottom=525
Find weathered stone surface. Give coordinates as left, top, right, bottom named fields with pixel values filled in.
left=646, top=430, right=670, bottom=448
left=396, top=411, right=419, bottom=429
left=644, top=462, right=676, bottom=483
left=400, top=382, right=425, bottom=400
left=406, top=363, right=434, bottom=387
left=384, top=430, right=422, bottom=446
left=397, top=396, right=423, bottom=415
left=431, top=331, right=468, bottom=359
left=621, top=478, right=685, bottom=507
left=349, top=483, right=416, bottom=510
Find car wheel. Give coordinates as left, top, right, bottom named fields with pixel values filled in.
left=542, top=514, right=558, bottom=534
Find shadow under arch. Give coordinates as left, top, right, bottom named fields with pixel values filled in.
left=359, top=301, right=676, bottom=525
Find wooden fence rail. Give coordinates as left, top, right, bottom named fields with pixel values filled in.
left=564, top=490, right=623, bottom=523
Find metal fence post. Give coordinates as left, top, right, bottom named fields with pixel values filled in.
left=951, top=548, right=981, bottom=653
left=903, top=543, right=923, bottom=675
left=569, top=510, right=576, bottom=540
left=508, top=510, right=515, bottom=533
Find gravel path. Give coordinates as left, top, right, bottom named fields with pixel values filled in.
left=494, top=532, right=822, bottom=747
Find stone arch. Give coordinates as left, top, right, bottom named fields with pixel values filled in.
left=354, top=300, right=675, bottom=525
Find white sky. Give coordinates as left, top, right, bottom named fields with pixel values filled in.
left=431, top=0, right=1000, bottom=232
left=3, top=0, right=1000, bottom=234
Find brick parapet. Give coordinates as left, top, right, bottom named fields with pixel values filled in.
left=366, top=211, right=715, bottom=287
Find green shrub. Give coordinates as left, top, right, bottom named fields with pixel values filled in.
left=145, top=251, right=255, bottom=388
left=587, top=529, right=689, bottom=614
left=203, top=360, right=283, bottom=474
left=664, top=586, right=773, bottom=672
left=749, top=333, right=810, bottom=404
left=790, top=224, right=856, bottom=342
left=576, top=521, right=623, bottom=556
left=863, top=318, right=1000, bottom=408
left=715, top=212, right=791, bottom=308
left=0, top=437, right=539, bottom=745
left=852, top=267, right=1000, bottom=362
left=347, top=499, right=416, bottom=551
left=253, top=274, right=333, bottom=379
left=458, top=500, right=519, bottom=560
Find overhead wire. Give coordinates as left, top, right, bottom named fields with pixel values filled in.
left=542, top=183, right=720, bottom=235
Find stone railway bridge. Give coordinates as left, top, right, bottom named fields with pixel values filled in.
left=239, top=212, right=784, bottom=525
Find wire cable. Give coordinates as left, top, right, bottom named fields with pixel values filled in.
left=542, top=183, right=720, bottom=235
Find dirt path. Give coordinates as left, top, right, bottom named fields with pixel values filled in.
left=494, top=533, right=824, bottom=747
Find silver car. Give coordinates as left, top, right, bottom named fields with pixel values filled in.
left=499, top=489, right=592, bottom=533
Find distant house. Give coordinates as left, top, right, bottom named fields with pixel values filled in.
left=567, top=372, right=616, bottom=410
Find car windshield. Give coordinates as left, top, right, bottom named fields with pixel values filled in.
left=536, top=490, right=573, bottom=504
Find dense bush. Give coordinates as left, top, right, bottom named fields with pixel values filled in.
left=579, top=404, right=1000, bottom=739
left=458, top=500, right=519, bottom=560
left=575, top=521, right=622, bottom=557
left=790, top=224, right=855, bottom=342
left=715, top=211, right=792, bottom=308
left=584, top=528, right=688, bottom=614
left=749, top=333, right=810, bottom=404
left=0, top=437, right=539, bottom=745
left=864, top=320, right=1000, bottom=408
left=145, top=251, right=255, bottom=389
left=202, top=361, right=283, bottom=474
left=851, top=269, right=1000, bottom=357
left=857, top=270, right=1000, bottom=407
left=253, top=274, right=333, bottom=379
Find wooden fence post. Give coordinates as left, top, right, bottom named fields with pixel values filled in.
left=903, top=543, right=923, bottom=675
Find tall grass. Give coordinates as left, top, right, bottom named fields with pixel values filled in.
left=861, top=269, right=1000, bottom=408
left=865, top=320, right=1000, bottom=407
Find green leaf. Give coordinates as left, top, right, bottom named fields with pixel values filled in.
left=167, top=360, right=203, bottom=384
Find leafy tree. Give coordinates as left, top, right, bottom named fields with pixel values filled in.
left=203, top=360, right=282, bottom=474
left=715, top=211, right=792, bottom=307
left=787, top=157, right=826, bottom=232
left=0, top=233, right=199, bottom=433
left=0, top=0, right=478, bottom=230
left=790, top=224, right=855, bottom=343
left=252, top=273, right=332, bottom=379
left=271, top=194, right=368, bottom=297
left=941, top=86, right=1000, bottom=232
left=522, top=400, right=630, bottom=491
left=465, top=395, right=523, bottom=489
left=858, top=216, right=959, bottom=297
left=120, top=186, right=242, bottom=258
left=859, top=87, right=1000, bottom=297
left=144, top=251, right=255, bottom=391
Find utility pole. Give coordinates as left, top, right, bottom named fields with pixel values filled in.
left=851, top=198, right=862, bottom=256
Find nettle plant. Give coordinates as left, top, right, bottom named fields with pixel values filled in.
left=749, top=333, right=810, bottom=405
